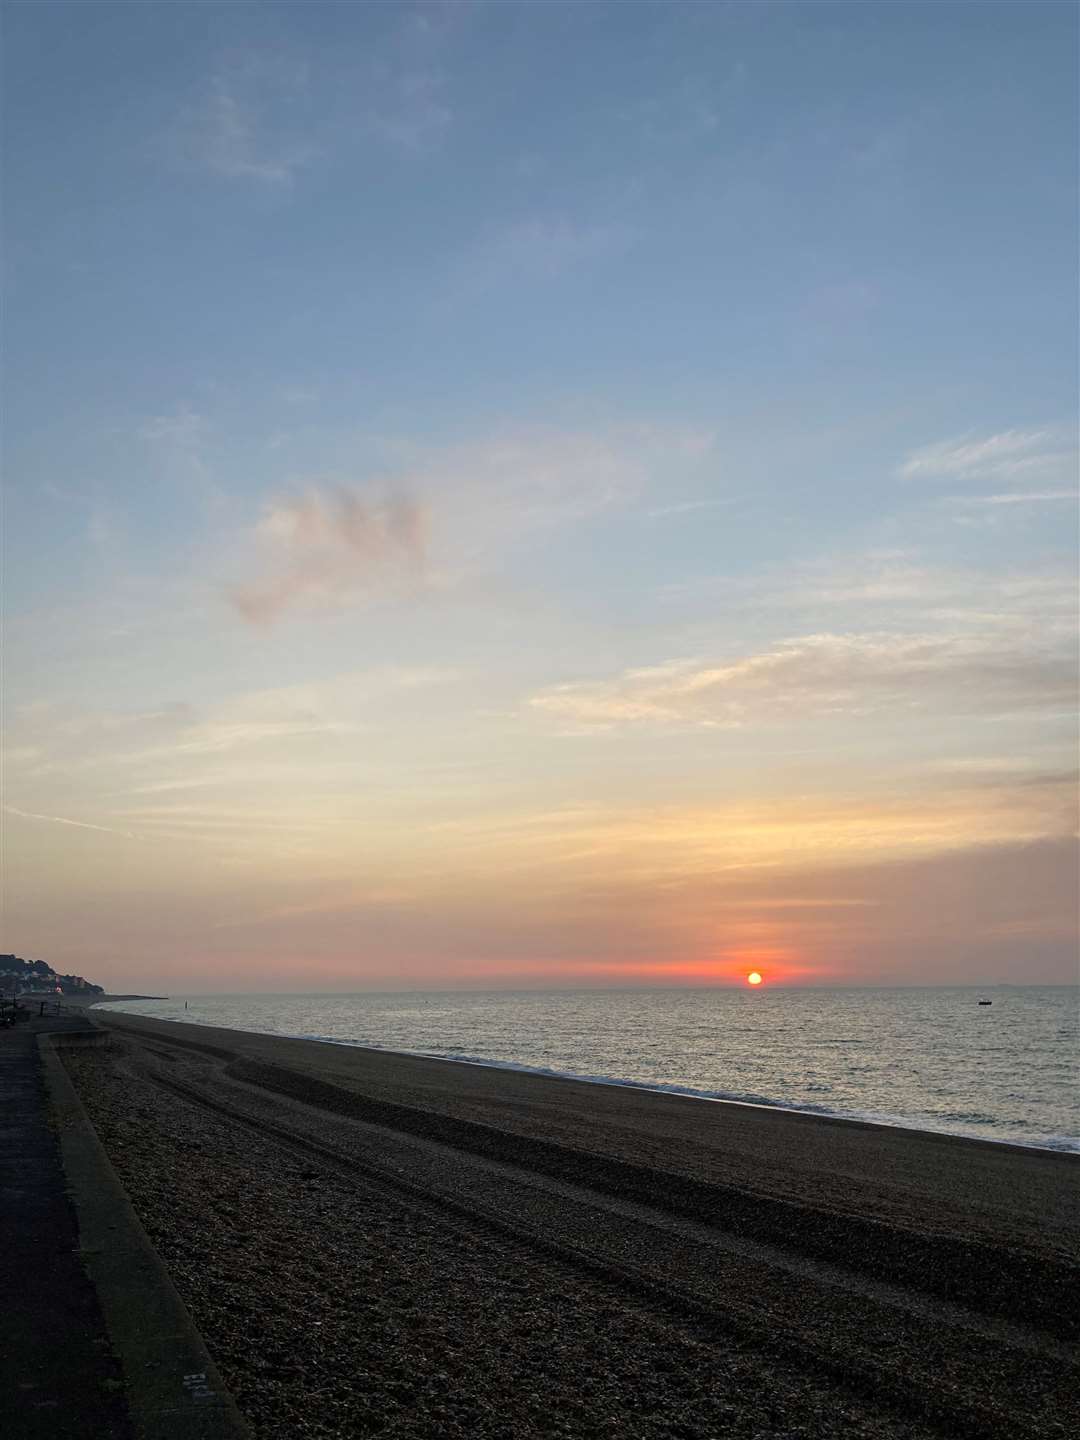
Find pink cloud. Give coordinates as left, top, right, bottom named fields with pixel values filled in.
left=229, top=487, right=428, bottom=624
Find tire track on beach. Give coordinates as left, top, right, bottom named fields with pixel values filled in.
left=122, top=1036, right=1077, bottom=1440
left=104, top=1018, right=1078, bottom=1344
left=70, top=1044, right=932, bottom=1440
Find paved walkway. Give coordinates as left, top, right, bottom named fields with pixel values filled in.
left=1, top=1017, right=132, bottom=1438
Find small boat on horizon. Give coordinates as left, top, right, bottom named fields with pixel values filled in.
left=978, top=999, right=992, bottom=1006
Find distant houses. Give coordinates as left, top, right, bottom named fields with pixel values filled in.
left=0, top=953, right=104, bottom=995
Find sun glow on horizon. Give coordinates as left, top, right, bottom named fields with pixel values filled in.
left=747, top=971, right=763, bottom=986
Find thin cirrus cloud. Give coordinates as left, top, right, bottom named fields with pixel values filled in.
left=4, top=669, right=451, bottom=801
left=228, top=489, right=428, bottom=626
left=530, top=631, right=1078, bottom=730
left=658, top=554, right=1078, bottom=639
left=172, top=18, right=456, bottom=184
left=943, top=491, right=1079, bottom=507
left=896, top=428, right=1073, bottom=482
left=172, top=56, right=316, bottom=184
left=648, top=497, right=734, bottom=519
left=2, top=804, right=140, bottom=841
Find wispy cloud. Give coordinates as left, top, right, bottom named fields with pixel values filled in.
left=2, top=669, right=458, bottom=860
left=3, top=804, right=139, bottom=841
left=897, top=428, right=1072, bottom=482
left=471, top=217, right=631, bottom=281
left=407, top=781, right=1075, bottom=885
left=619, top=68, right=746, bottom=146
left=944, top=490, right=1078, bottom=507
left=648, top=497, right=732, bottom=519
left=138, top=405, right=217, bottom=498
left=173, top=55, right=316, bottom=184
left=226, top=423, right=714, bottom=624
left=228, top=489, right=428, bottom=625
left=423, top=426, right=669, bottom=550
left=530, top=631, right=1077, bottom=731
left=432, top=423, right=713, bottom=543
left=140, top=406, right=207, bottom=449
left=365, top=66, right=451, bottom=150
left=660, top=553, right=1078, bottom=643
left=353, top=5, right=458, bottom=152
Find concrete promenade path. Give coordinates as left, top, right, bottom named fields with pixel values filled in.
left=1, top=1015, right=133, bottom=1438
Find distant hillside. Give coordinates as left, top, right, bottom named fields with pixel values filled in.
left=0, top=954, right=104, bottom=995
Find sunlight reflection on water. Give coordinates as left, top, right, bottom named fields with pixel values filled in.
left=98, top=985, right=1079, bottom=1151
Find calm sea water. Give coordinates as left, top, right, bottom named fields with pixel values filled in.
left=97, top=987, right=1080, bottom=1152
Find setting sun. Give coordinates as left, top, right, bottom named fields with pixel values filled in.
left=747, top=972, right=763, bottom=986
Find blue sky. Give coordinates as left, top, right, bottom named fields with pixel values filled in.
left=3, top=2, right=1077, bottom=990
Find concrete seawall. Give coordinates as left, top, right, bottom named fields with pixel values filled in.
left=40, top=1031, right=250, bottom=1438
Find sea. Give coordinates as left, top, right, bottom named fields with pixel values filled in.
left=97, top=986, right=1080, bottom=1153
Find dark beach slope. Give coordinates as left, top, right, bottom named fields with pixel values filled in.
left=70, top=1011, right=1078, bottom=1440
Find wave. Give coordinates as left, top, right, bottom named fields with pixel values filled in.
left=95, top=1000, right=1080, bottom=1156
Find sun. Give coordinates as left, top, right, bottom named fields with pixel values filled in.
left=746, top=971, right=763, bottom=986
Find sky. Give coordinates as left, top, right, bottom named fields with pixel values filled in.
left=2, top=1, right=1077, bottom=993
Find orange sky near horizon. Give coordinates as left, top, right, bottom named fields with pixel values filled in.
left=6, top=726, right=1077, bottom=995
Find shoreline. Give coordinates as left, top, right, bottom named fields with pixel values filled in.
left=90, top=1010, right=1080, bottom=1258
left=63, top=1007, right=1080, bottom=1437
left=92, top=1001, right=1080, bottom=1157
left=279, top=1033, right=1080, bottom=1156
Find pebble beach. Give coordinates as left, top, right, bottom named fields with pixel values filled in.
left=64, top=1009, right=1080, bottom=1439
